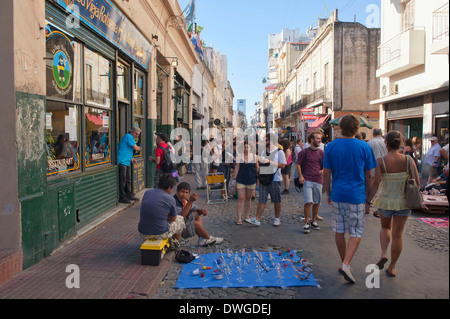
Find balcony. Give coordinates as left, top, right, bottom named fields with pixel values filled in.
left=376, top=27, right=425, bottom=78
left=431, top=3, right=449, bottom=55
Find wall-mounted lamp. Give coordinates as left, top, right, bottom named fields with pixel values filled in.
left=172, top=84, right=184, bottom=102
left=164, top=57, right=179, bottom=68
left=152, top=34, right=159, bottom=41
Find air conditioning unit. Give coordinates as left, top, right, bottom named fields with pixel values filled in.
left=390, top=84, right=399, bottom=95
left=380, top=78, right=390, bottom=98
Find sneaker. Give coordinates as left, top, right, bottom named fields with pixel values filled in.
left=316, top=215, right=323, bottom=221
left=273, top=218, right=281, bottom=226
left=303, top=223, right=310, bottom=234
left=198, top=237, right=216, bottom=247
left=339, top=264, right=356, bottom=284
left=127, top=196, right=139, bottom=201
left=210, top=236, right=224, bottom=245
left=310, top=221, right=320, bottom=230
left=248, top=218, right=261, bottom=226
left=244, top=218, right=252, bottom=224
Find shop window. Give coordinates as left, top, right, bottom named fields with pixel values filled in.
left=435, top=117, right=449, bottom=144
left=133, top=70, right=145, bottom=158
left=183, top=92, right=189, bottom=125
left=134, top=71, right=145, bottom=116
left=117, top=62, right=129, bottom=101
left=46, top=101, right=80, bottom=177
left=85, top=107, right=111, bottom=167
left=133, top=118, right=144, bottom=158
left=45, top=22, right=82, bottom=103
left=85, top=47, right=112, bottom=108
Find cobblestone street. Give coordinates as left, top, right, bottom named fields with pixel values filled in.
left=153, top=174, right=449, bottom=299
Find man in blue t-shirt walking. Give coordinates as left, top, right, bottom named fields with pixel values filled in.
left=323, top=115, right=377, bottom=284
left=118, top=127, right=141, bottom=204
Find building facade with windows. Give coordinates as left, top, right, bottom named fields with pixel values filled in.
left=371, top=0, right=449, bottom=171
left=0, top=0, right=232, bottom=283
left=272, top=11, right=380, bottom=142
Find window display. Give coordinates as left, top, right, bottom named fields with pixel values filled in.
left=85, top=107, right=111, bottom=167
left=46, top=101, right=80, bottom=177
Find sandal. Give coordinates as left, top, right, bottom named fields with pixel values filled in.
left=386, top=269, right=396, bottom=277
left=376, top=257, right=388, bottom=270
left=236, top=221, right=242, bottom=225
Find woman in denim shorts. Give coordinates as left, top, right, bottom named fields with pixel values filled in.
left=366, top=131, right=421, bottom=277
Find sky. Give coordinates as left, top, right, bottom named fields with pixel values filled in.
left=178, top=0, right=381, bottom=122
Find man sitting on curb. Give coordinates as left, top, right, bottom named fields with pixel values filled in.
left=174, top=182, right=224, bottom=247
left=138, top=173, right=184, bottom=251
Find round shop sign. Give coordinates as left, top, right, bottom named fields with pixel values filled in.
left=52, top=49, right=71, bottom=90
left=46, top=30, right=74, bottom=98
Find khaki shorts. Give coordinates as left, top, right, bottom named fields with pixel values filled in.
left=237, top=183, right=256, bottom=190
left=429, top=165, right=439, bottom=178
left=140, top=215, right=185, bottom=240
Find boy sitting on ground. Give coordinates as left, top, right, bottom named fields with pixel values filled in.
left=174, top=182, right=224, bottom=247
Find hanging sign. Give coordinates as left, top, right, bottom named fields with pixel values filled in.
left=301, top=108, right=317, bottom=121
left=56, top=0, right=152, bottom=69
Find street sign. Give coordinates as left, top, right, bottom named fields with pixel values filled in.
left=301, top=108, right=317, bottom=120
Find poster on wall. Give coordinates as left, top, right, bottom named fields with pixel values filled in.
left=46, top=25, right=75, bottom=100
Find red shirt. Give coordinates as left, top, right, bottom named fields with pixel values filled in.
left=155, top=142, right=168, bottom=170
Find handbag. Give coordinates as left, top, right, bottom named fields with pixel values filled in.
left=405, top=155, right=423, bottom=210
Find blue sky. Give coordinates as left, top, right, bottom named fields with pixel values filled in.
left=178, top=0, right=381, bottom=121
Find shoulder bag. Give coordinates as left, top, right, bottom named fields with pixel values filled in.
left=405, top=155, right=424, bottom=210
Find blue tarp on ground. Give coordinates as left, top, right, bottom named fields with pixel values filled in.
left=174, top=250, right=319, bottom=289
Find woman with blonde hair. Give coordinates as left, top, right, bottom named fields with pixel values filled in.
left=366, top=131, right=421, bottom=277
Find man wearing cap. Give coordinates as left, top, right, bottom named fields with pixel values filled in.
left=149, top=132, right=170, bottom=188
left=424, top=136, right=442, bottom=183
left=118, top=127, right=141, bottom=204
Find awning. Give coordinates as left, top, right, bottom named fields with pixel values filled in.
left=307, top=115, right=329, bottom=132
left=192, top=109, right=204, bottom=120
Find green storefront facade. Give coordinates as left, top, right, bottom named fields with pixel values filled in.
left=1, top=0, right=202, bottom=282
left=18, top=1, right=155, bottom=269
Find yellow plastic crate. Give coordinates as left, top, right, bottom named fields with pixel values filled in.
left=140, top=239, right=169, bottom=266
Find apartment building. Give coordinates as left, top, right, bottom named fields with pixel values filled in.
left=371, top=0, right=449, bottom=168
left=273, top=11, right=380, bottom=141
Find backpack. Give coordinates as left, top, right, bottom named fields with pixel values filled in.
left=158, top=145, right=175, bottom=173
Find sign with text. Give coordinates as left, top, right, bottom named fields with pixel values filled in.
left=301, top=108, right=317, bottom=121
left=56, top=0, right=152, bottom=69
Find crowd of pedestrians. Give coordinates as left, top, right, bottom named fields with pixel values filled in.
left=132, top=114, right=448, bottom=285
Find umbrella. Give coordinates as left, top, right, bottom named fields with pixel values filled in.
left=329, top=115, right=374, bottom=129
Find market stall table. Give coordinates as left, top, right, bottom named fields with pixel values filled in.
left=419, top=195, right=449, bottom=214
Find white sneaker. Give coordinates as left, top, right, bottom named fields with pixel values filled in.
left=198, top=237, right=216, bottom=247
left=303, top=223, right=310, bottom=234
left=273, top=218, right=281, bottom=226
left=339, top=264, right=356, bottom=284
left=248, top=218, right=261, bottom=226
left=210, top=236, right=224, bottom=245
